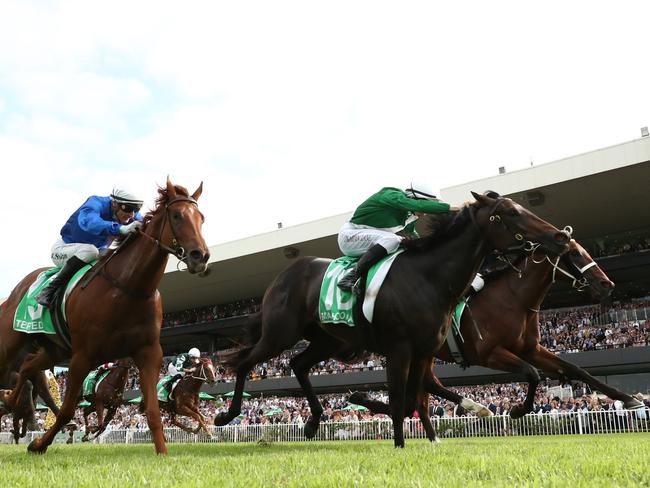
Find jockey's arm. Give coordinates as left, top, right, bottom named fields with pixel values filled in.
left=78, top=198, right=122, bottom=236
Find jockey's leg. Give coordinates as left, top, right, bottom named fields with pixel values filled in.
left=338, top=244, right=389, bottom=293
left=35, top=256, right=87, bottom=307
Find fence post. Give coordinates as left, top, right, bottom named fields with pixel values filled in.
left=577, top=412, right=583, bottom=435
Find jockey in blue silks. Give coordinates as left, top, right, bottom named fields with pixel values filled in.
left=36, top=187, right=144, bottom=307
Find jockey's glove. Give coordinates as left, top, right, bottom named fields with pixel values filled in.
left=119, top=221, right=143, bottom=235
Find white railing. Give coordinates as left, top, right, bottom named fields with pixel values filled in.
left=2, top=408, right=648, bottom=445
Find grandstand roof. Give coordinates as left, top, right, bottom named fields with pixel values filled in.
left=160, top=136, right=650, bottom=312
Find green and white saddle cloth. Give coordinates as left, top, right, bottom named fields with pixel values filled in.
left=319, top=250, right=404, bottom=326
left=156, top=375, right=178, bottom=403
left=13, top=264, right=93, bottom=335
left=82, top=369, right=111, bottom=398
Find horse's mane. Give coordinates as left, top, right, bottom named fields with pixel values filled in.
left=142, top=184, right=192, bottom=226
left=401, top=204, right=473, bottom=252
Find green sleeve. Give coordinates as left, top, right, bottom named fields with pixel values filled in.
left=380, top=190, right=450, bottom=213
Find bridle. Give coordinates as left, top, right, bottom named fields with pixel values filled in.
left=188, top=361, right=215, bottom=383
left=139, top=196, right=203, bottom=264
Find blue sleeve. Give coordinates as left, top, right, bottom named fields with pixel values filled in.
left=77, top=197, right=121, bottom=236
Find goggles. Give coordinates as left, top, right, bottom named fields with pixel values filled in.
left=116, top=202, right=142, bottom=213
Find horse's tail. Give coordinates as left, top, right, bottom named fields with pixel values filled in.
left=220, top=312, right=262, bottom=370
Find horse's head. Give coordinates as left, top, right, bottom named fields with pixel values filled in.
left=198, top=357, right=217, bottom=385
left=557, top=239, right=614, bottom=300
left=471, top=191, right=570, bottom=257
left=144, top=178, right=211, bottom=275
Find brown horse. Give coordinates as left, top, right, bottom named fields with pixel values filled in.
left=0, top=178, right=209, bottom=454
left=159, top=357, right=216, bottom=436
left=81, top=358, right=134, bottom=442
left=350, top=237, right=645, bottom=424
left=218, top=192, right=570, bottom=447
left=0, top=372, right=36, bottom=444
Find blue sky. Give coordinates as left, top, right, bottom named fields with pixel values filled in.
left=1, top=1, right=649, bottom=298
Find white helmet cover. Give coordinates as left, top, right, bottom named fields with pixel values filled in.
left=405, top=181, right=438, bottom=200
left=188, top=347, right=200, bottom=358
left=111, top=187, right=144, bottom=206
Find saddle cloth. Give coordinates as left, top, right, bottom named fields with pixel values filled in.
left=156, top=376, right=181, bottom=402
left=82, top=369, right=111, bottom=398
left=13, top=264, right=93, bottom=335
left=319, top=250, right=404, bottom=326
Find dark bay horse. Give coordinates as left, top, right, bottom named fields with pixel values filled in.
left=0, top=178, right=209, bottom=454
left=81, top=358, right=134, bottom=442
left=350, top=238, right=645, bottom=424
left=217, top=192, right=570, bottom=447
left=159, top=357, right=216, bottom=436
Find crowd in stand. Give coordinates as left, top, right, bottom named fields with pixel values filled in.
left=5, top=379, right=648, bottom=434
left=591, top=235, right=650, bottom=258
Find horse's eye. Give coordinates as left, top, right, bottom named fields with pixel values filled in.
left=172, top=212, right=182, bottom=221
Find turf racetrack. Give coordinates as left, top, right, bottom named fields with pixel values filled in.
left=2, top=433, right=648, bottom=487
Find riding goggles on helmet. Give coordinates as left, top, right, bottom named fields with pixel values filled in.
left=116, top=201, right=142, bottom=213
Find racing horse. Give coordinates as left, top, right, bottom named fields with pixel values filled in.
left=0, top=372, right=36, bottom=444
left=217, top=192, right=570, bottom=447
left=159, top=357, right=217, bottom=436
left=81, top=358, right=134, bottom=442
left=350, top=237, right=645, bottom=423
left=0, top=178, right=210, bottom=454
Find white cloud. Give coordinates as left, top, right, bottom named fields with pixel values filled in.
left=1, top=0, right=650, bottom=297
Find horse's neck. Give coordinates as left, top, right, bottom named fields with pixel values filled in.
left=505, top=257, right=554, bottom=312
left=109, top=222, right=169, bottom=297
left=417, top=225, right=488, bottom=303
left=181, top=376, right=203, bottom=393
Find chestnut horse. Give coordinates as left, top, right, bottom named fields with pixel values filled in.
left=0, top=178, right=209, bottom=454
left=159, top=357, right=216, bottom=436
left=350, top=237, right=645, bottom=426
left=217, top=192, right=570, bottom=447
left=81, top=358, right=134, bottom=442
left=0, top=372, right=36, bottom=444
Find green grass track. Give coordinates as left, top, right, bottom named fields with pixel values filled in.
left=1, top=433, right=648, bottom=487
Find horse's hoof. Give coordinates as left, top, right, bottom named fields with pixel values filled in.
left=27, top=439, right=47, bottom=454
left=509, top=404, right=528, bottom=419
left=304, top=418, right=320, bottom=439
left=348, top=391, right=367, bottom=405
left=625, top=399, right=645, bottom=410
left=430, top=436, right=441, bottom=444
left=477, top=408, right=493, bottom=418
left=213, top=413, right=231, bottom=426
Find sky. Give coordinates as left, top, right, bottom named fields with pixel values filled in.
left=0, top=1, right=649, bottom=298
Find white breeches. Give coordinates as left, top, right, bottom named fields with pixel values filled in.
left=50, top=238, right=99, bottom=267
left=167, top=363, right=182, bottom=377
left=338, top=222, right=403, bottom=257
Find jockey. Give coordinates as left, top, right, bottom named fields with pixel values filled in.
left=36, top=187, right=144, bottom=307
left=337, top=182, right=453, bottom=295
left=96, top=362, right=117, bottom=374
left=167, top=348, right=201, bottom=382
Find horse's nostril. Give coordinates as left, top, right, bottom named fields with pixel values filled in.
left=554, top=231, right=570, bottom=244
left=603, top=281, right=615, bottom=289
left=189, top=249, right=203, bottom=262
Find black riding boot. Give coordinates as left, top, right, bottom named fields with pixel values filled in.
left=338, top=244, right=388, bottom=295
left=35, top=256, right=87, bottom=307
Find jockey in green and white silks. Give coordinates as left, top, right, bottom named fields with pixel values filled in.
left=36, top=187, right=144, bottom=307
left=167, top=348, right=201, bottom=383
left=337, top=182, right=452, bottom=295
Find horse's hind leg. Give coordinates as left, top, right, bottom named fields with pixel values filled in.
left=289, top=333, right=342, bottom=439
left=3, top=347, right=56, bottom=410
left=33, top=371, right=60, bottom=417
left=28, top=353, right=91, bottom=454
left=92, top=406, right=115, bottom=440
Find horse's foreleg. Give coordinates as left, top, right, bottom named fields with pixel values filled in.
left=81, top=407, right=93, bottom=442
left=524, top=345, right=644, bottom=410
left=486, top=346, right=540, bottom=419
left=92, top=406, right=116, bottom=440
left=408, top=359, right=438, bottom=443
left=289, top=336, right=341, bottom=439
left=386, top=341, right=412, bottom=448
left=12, top=415, right=20, bottom=444
left=33, top=371, right=61, bottom=417
left=134, top=344, right=167, bottom=455
left=176, top=403, right=211, bottom=437
left=94, top=400, right=105, bottom=435
left=424, top=371, right=493, bottom=418
left=28, top=354, right=91, bottom=454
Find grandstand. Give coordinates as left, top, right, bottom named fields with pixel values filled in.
left=153, top=135, right=650, bottom=399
